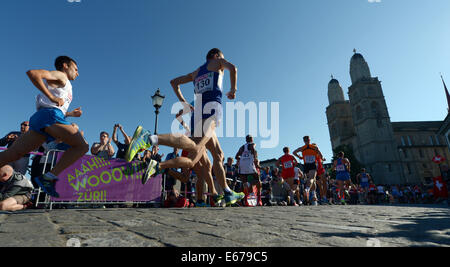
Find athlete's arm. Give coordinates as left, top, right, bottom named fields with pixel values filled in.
left=333, top=160, right=337, bottom=171
left=316, top=148, right=325, bottom=161
left=218, top=59, right=238, bottom=100
left=66, top=107, right=82, bottom=118
left=26, top=69, right=67, bottom=107
left=293, top=147, right=303, bottom=160
left=170, top=72, right=195, bottom=110
left=345, top=158, right=351, bottom=172
left=235, top=146, right=244, bottom=161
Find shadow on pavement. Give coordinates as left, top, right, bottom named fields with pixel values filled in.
left=319, top=206, right=450, bottom=246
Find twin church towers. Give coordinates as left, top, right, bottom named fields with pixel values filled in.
left=326, top=51, right=402, bottom=184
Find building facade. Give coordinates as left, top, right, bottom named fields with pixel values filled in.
left=326, top=52, right=450, bottom=185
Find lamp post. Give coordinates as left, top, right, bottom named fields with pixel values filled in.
left=151, top=89, right=165, bottom=135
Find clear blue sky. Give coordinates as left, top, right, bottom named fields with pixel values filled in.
left=1, top=0, right=449, bottom=163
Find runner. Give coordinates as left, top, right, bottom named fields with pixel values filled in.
left=0, top=56, right=88, bottom=197
left=333, top=151, right=352, bottom=205
left=276, top=147, right=298, bottom=206
left=127, top=48, right=244, bottom=206
left=293, top=166, right=303, bottom=205
left=315, top=151, right=328, bottom=205
left=293, top=136, right=324, bottom=206
left=356, top=168, right=372, bottom=204
left=235, top=135, right=262, bottom=206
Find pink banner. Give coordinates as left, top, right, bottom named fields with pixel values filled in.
left=52, top=153, right=162, bottom=203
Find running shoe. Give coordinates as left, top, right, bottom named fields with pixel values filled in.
left=340, top=199, right=347, bottom=205
left=211, top=194, right=225, bottom=207
left=125, top=126, right=152, bottom=162
left=195, top=202, right=211, bottom=208
left=312, top=200, right=318, bottom=206
left=142, top=160, right=160, bottom=185
left=224, top=191, right=245, bottom=206
left=34, top=173, right=59, bottom=198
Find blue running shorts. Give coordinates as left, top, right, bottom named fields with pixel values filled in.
left=336, top=172, right=351, bottom=181
left=30, top=108, right=70, bottom=142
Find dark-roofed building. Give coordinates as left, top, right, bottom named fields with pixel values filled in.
left=326, top=51, right=450, bottom=185
left=393, top=121, right=448, bottom=184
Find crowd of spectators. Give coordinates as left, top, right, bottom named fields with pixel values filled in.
left=1, top=120, right=450, bottom=210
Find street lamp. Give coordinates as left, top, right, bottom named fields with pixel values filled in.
left=151, top=89, right=165, bottom=134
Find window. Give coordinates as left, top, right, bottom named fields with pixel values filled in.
left=419, top=149, right=424, bottom=158
left=407, top=136, right=413, bottom=146
left=388, top=164, right=392, bottom=172
left=407, top=163, right=412, bottom=174
left=401, top=136, right=406, bottom=146
left=430, top=136, right=434, bottom=146
left=435, top=135, right=441, bottom=146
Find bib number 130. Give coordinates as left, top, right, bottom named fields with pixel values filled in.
left=195, top=73, right=214, bottom=94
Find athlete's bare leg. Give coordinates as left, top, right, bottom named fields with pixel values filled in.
left=44, top=124, right=89, bottom=175
left=0, top=124, right=88, bottom=176
left=305, top=170, right=318, bottom=203
left=0, top=130, right=46, bottom=169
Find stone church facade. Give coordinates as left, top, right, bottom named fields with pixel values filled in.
left=326, top=52, right=450, bottom=185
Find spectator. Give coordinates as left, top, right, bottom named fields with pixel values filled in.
left=150, top=145, right=163, bottom=162
left=112, top=124, right=131, bottom=160
left=164, top=147, right=178, bottom=193
left=163, top=189, right=189, bottom=208
left=260, top=167, right=271, bottom=183
left=377, top=184, right=385, bottom=204
left=0, top=121, right=31, bottom=175
left=91, top=131, right=115, bottom=160
left=224, top=157, right=237, bottom=190
left=0, top=165, right=34, bottom=211
left=391, top=185, right=400, bottom=204
left=349, top=184, right=359, bottom=205
left=368, top=181, right=377, bottom=204
left=270, top=168, right=292, bottom=206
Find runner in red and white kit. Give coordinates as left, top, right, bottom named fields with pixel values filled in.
left=276, top=147, right=298, bottom=206
left=314, top=147, right=328, bottom=204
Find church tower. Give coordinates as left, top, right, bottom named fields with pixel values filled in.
left=326, top=77, right=356, bottom=151
left=348, top=51, right=402, bottom=184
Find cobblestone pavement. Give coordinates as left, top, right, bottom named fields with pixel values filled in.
left=1, top=204, right=449, bottom=247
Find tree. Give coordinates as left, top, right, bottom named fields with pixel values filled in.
left=330, top=145, right=365, bottom=184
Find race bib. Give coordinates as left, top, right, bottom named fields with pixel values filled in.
left=195, top=72, right=214, bottom=94
left=304, top=155, right=316, bottom=164
left=284, top=161, right=293, bottom=169
left=242, top=151, right=250, bottom=158
left=336, top=165, right=346, bottom=172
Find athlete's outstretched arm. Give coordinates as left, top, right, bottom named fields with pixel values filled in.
left=26, top=69, right=67, bottom=107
